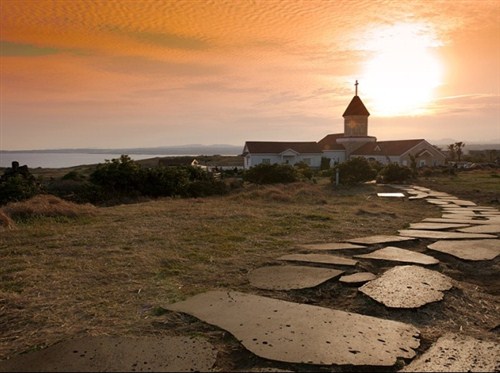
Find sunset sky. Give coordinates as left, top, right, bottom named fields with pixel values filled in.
left=1, top=0, right=499, bottom=151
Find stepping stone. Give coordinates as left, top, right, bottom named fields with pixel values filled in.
left=423, top=217, right=493, bottom=225
left=377, top=192, right=405, bottom=198
left=427, top=199, right=451, bottom=205
left=442, top=213, right=482, bottom=220
left=398, top=229, right=496, bottom=240
left=359, top=265, right=453, bottom=308
left=346, top=235, right=415, bottom=245
left=165, top=290, right=420, bottom=366
left=441, top=209, right=478, bottom=216
left=354, top=246, right=439, bottom=265
left=427, top=192, right=454, bottom=198
left=408, top=194, right=428, bottom=200
left=339, top=272, right=376, bottom=284
left=408, top=222, right=471, bottom=230
left=449, top=200, right=477, bottom=206
left=248, top=265, right=343, bottom=290
left=402, top=333, right=500, bottom=372
left=298, top=242, right=366, bottom=251
left=410, top=186, right=431, bottom=192
left=278, top=253, right=357, bottom=266
left=427, top=239, right=500, bottom=261
left=0, top=336, right=217, bottom=372
left=457, top=224, right=500, bottom=234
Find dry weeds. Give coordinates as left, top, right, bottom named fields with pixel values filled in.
left=2, top=195, right=96, bottom=220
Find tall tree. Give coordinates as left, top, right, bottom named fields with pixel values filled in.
left=447, top=144, right=456, bottom=161
left=454, top=142, right=465, bottom=162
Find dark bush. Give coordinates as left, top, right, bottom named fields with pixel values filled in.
left=243, top=164, right=299, bottom=184
left=0, top=174, right=41, bottom=205
left=378, top=163, right=414, bottom=183
left=334, top=157, right=377, bottom=184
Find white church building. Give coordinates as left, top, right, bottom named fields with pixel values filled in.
left=242, top=82, right=446, bottom=169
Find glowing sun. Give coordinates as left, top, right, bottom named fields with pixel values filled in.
left=360, top=23, right=443, bottom=116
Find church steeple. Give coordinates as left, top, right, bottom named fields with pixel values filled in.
left=342, top=80, right=370, bottom=135
left=336, top=81, right=376, bottom=157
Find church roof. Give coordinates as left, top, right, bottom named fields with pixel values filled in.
left=352, top=139, right=426, bottom=156
left=342, top=95, right=370, bottom=117
left=317, top=133, right=346, bottom=151
left=243, top=141, right=322, bottom=155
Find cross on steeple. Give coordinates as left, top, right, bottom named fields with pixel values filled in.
left=355, top=80, right=359, bottom=96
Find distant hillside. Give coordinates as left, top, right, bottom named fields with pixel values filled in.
left=2, top=144, right=243, bottom=156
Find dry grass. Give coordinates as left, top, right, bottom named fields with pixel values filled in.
left=0, top=211, right=16, bottom=230
left=2, top=195, right=96, bottom=220
left=0, top=179, right=497, bottom=369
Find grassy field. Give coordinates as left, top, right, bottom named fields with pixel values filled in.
left=0, top=170, right=498, bottom=370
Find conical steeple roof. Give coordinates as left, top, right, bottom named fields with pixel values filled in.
left=342, top=95, right=370, bottom=117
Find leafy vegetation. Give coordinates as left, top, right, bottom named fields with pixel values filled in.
left=243, top=163, right=299, bottom=184
left=333, top=157, right=377, bottom=184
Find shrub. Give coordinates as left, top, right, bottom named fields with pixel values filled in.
left=90, top=155, right=142, bottom=196
left=0, top=174, right=41, bottom=205
left=243, top=164, right=299, bottom=184
left=334, top=157, right=377, bottom=184
left=294, top=162, right=313, bottom=180
left=378, top=163, right=414, bottom=183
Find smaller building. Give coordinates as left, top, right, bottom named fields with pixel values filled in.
left=242, top=141, right=323, bottom=169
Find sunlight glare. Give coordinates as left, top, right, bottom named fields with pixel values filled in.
left=361, top=23, right=443, bottom=116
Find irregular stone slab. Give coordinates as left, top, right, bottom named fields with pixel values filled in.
left=410, top=186, right=431, bottom=192
left=346, top=235, right=415, bottom=245
left=298, top=242, right=366, bottom=251
left=423, top=217, right=493, bottom=225
left=359, top=265, right=453, bottom=308
left=377, top=192, right=405, bottom=198
left=457, top=224, right=500, bottom=234
left=0, top=336, right=217, bottom=372
left=278, top=253, right=357, bottom=266
left=427, top=191, right=454, bottom=198
left=409, top=222, right=471, bottom=230
left=398, top=229, right=496, bottom=240
left=165, top=290, right=420, bottom=366
left=441, top=209, right=478, bottom=216
left=427, top=239, right=500, bottom=261
left=354, top=246, right=439, bottom=265
left=339, top=272, right=376, bottom=284
left=427, top=199, right=451, bottom=205
left=408, top=194, right=428, bottom=200
left=449, top=199, right=477, bottom=206
left=441, top=213, right=482, bottom=220
left=402, top=333, right=500, bottom=372
left=248, top=265, right=343, bottom=290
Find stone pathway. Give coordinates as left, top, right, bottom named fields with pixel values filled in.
left=161, top=184, right=499, bottom=371
left=2, top=184, right=498, bottom=372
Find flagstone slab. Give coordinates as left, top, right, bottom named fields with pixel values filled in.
left=339, top=272, right=377, bottom=284
left=427, top=239, right=500, bottom=261
left=248, top=265, right=343, bottom=290
left=449, top=200, right=477, bottom=206
left=408, top=194, right=428, bottom=200
left=359, top=265, right=453, bottom=308
left=441, top=213, right=482, bottom=220
left=423, top=217, right=493, bottom=225
left=346, top=235, right=415, bottom=245
left=0, top=336, right=217, bottom=372
left=354, top=246, right=439, bottom=265
left=398, top=229, right=496, bottom=240
left=427, top=199, right=451, bottom=205
left=402, top=333, right=500, bottom=372
left=165, top=290, right=420, bottom=366
left=377, top=192, right=405, bottom=198
left=457, top=224, right=500, bottom=234
left=298, top=242, right=366, bottom=251
left=408, top=222, right=471, bottom=230
left=278, top=253, right=357, bottom=266
left=410, top=186, right=431, bottom=192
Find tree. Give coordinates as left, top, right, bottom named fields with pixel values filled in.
left=447, top=144, right=456, bottom=161
left=454, top=142, right=465, bottom=162
left=334, top=157, right=377, bottom=184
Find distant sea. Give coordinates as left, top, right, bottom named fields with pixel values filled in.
left=0, top=152, right=177, bottom=169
